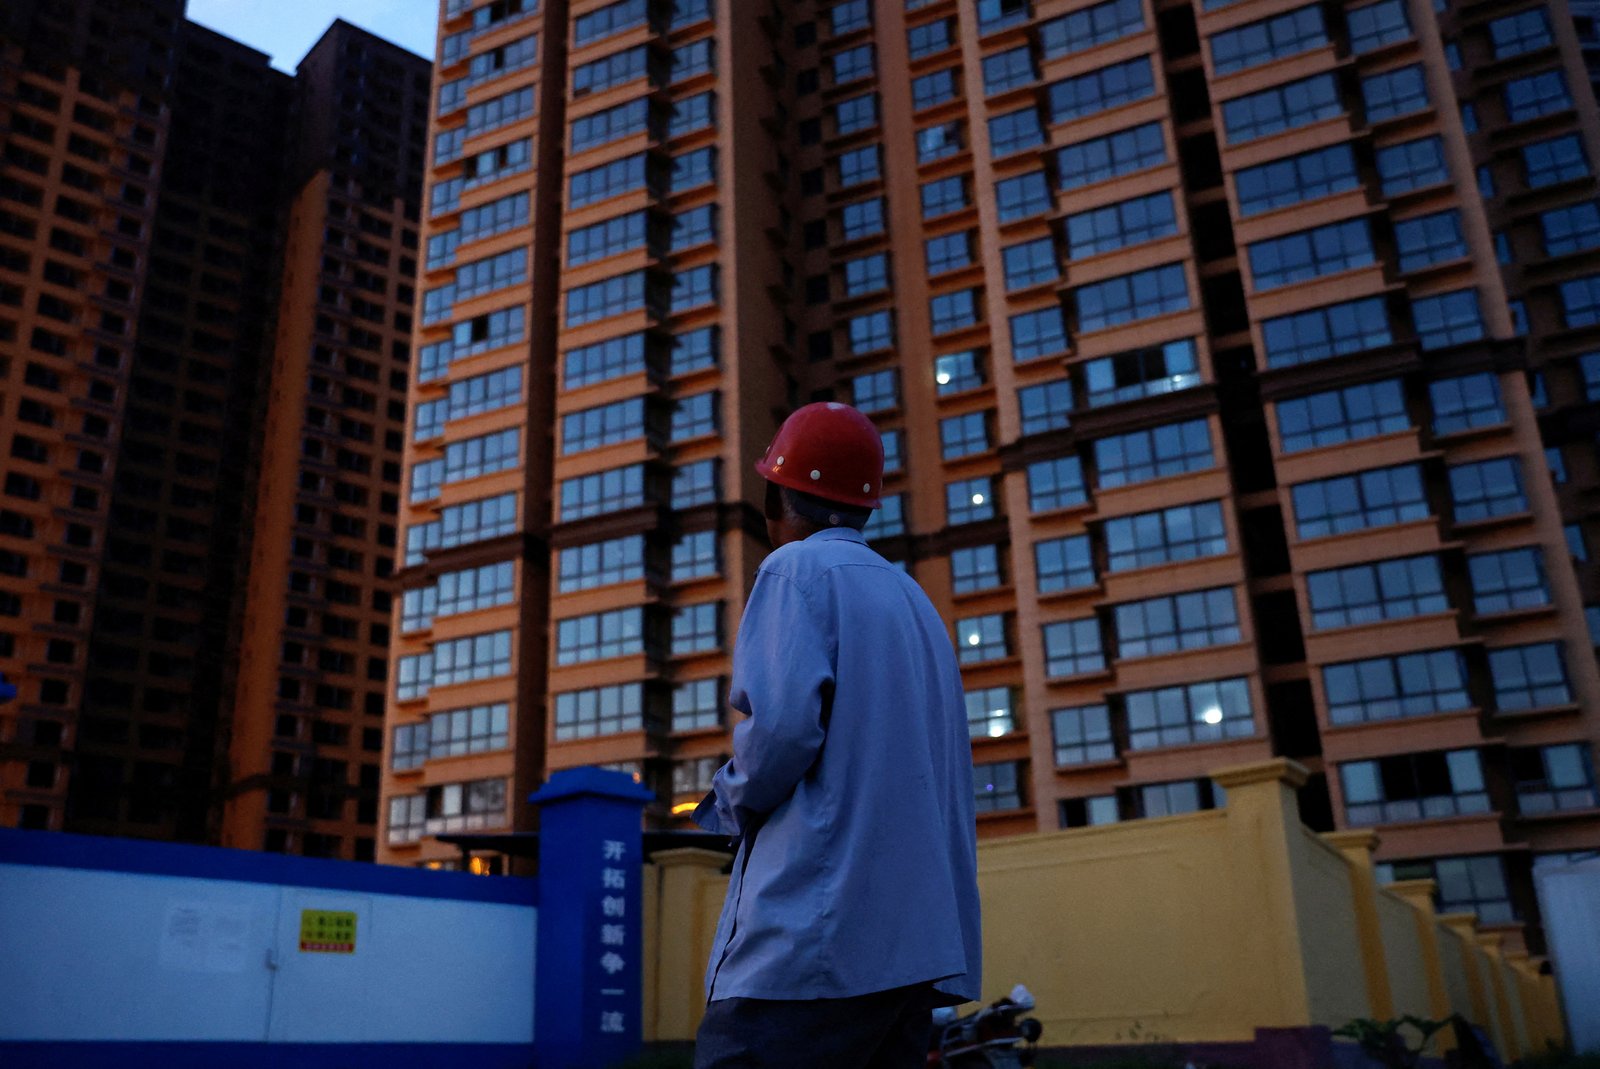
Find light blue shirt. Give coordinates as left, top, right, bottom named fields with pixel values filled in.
left=694, top=527, right=982, bottom=1005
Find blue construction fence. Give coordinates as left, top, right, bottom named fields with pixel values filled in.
left=0, top=767, right=656, bottom=1069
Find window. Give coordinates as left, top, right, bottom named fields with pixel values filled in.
left=848, top=310, right=894, bottom=355
left=1377, top=136, right=1448, bottom=195
left=465, top=86, right=535, bottom=138
left=940, top=411, right=990, bottom=459
left=1042, top=618, right=1105, bottom=677
left=1542, top=201, right=1600, bottom=255
left=852, top=369, right=898, bottom=412
left=929, top=351, right=983, bottom=396
left=1040, top=0, right=1144, bottom=57
left=1448, top=457, right=1526, bottom=522
left=1562, top=275, right=1600, bottom=327
left=451, top=366, right=523, bottom=419
left=429, top=703, right=511, bottom=758
left=951, top=545, right=1003, bottom=594
left=1340, top=750, right=1489, bottom=826
left=1306, top=555, right=1447, bottom=630
left=1347, top=0, right=1411, bottom=52
left=401, top=586, right=439, bottom=632
left=838, top=145, right=881, bottom=186
left=671, top=392, right=718, bottom=442
left=984, top=47, right=1036, bottom=95
left=841, top=198, right=886, bottom=240
left=570, top=98, right=651, bottom=153
left=1105, top=500, right=1226, bottom=572
left=556, top=607, right=646, bottom=665
left=832, top=45, right=874, bottom=85
left=670, top=264, right=717, bottom=312
left=987, top=175, right=1048, bottom=229
left=1248, top=219, right=1373, bottom=290
left=1469, top=547, right=1549, bottom=616
left=946, top=477, right=996, bottom=525
left=973, top=762, right=1022, bottom=811
left=882, top=431, right=905, bottom=473
left=1222, top=73, right=1342, bottom=143
left=911, top=68, right=959, bottom=110
left=926, top=232, right=973, bottom=275
left=842, top=252, right=890, bottom=297
left=445, top=429, right=520, bottom=484
left=979, top=0, right=1031, bottom=32
left=573, top=47, right=648, bottom=95
left=1074, top=263, right=1188, bottom=332
left=1395, top=210, right=1467, bottom=272
left=1323, top=649, right=1470, bottom=724
left=670, top=38, right=714, bottom=82
left=1380, top=856, right=1515, bottom=924
left=1047, top=58, right=1155, bottom=124
left=1027, top=455, right=1087, bottom=511
left=1361, top=65, right=1428, bottom=121
left=671, top=146, right=716, bottom=192
left=555, top=683, right=648, bottom=740
left=671, top=602, right=721, bottom=655
left=1035, top=535, right=1094, bottom=592
left=433, top=630, right=513, bottom=687
left=1429, top=372, right=1503, bottom=434
left=1094, top=419, right=1213, bottom=488
left=437, top=561, right=517, bottom=618
left=1504, top=70, right=1571, bottom=123
left=558, top=535, right=646, bottom=593
left=671, top=327, right=719, bottom=376
left=564, top=332, right=646, bottom=389
left=569, top=153, right=648, bottom=208
left=671, top=459, right=719, bottom=507
left=1057, top=123, right=1166, bottom=194
left=1276, top=379, right=1408, bottom=453
left=671, top=204, right=717, bottom=252
left=560, top=464, right=647, bottom=520
left=907, top=18, right=953, bottom=58
left=1512, top=744, right=1596, bottom=814
left=1292, top=463, right=1427, bottom=539
left=671, top=530, right=719, bottom=581
left=562, top=398, right=645, bottom=454
left=1009, top=307, right=1068, bottom=362
left=1003, top=237, right=1060, bottom=289
left=435, top=493, right=519, bottom=555
left=1546, top=445, right=1567, bottom=484
left=1490, top=8, right=1553, bottom=58
left=922, top=176, right=969, bottom=217
left=392, top=724, right=428, bottom=770
left=988, top=108, right=1044, bottom=157
left=1125, top=677, right=1253, bottom=750
left=673, top=678, right=722, bottom=733
left=1018, top=379, right=1073, bottom=435
left=1083, top=338, right=1200, bottom=407
left=1489, top=643, right=1571, bottom=711
left=834, top=92, right=877, bottom=135
left=1235, top=143, right=1359, bottom=216
left=1114, top=587, right=1240, bottom=658
left=930, top=289, right=980, bottom=334
left=1053, top=705, right=1114, bottom=765
left=1523, top=134, right=1588, bottom=188
left=966, top=688, right=1015, bottom=738
left=956, top=614, right=1009, bottom=663
left=1261, top=296, right=1390, bottom=368
left=831, top=0, right=871, bottom=33
left=566, top=270, right=648, bottom=327
left=1065, top=191, right=1177, bottom=259
left=567, top=212, right=646, bottom=266
left=1209, top=6, right=1327, bottom=75
left=574, top=0, right=647, bottom=45
left=388, top=795, right=427, bottom=843
left=864, top=493, right=905, bottom=539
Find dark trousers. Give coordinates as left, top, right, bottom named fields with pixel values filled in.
left=693, top=983, right=936, bottom=1069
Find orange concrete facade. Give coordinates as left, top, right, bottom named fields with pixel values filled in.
left=389, top=0, right=1596, bottom=943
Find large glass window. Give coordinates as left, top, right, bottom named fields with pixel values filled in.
left=672, top=678, right=722, bottom=733
left=1105, top=501, right=1226, bottom=572
left=974, top=761, right=1023, bottom=811
left=671, top=602, right=721, bottom=655
left=864, top=494, right=904, bottom=539
left=1276, top=379, right=1408, bottom=453
left=1412, top=289, right=1485, bottom=350
left=1346, top=0, right=1411, bottom=52
left=935, top=350, right=985, bottom=394
left=832, top=44, right=874, bottom=83
left=1047, top=57, right=1155, bottom=124
left=1083, top=338, right=1200, bottom=407
left=1065, top=191, right=1177, bottom=259
left=1323, top=649, right=1470, bottom=724
left=433, top=630, right=514, bottom=687
left=1027, top=455, right=1087, bottom=511
left=1222, top=73, right=1342, bottom=143
left=671, top=391, right=718, bottom=441
left=1448, top=457, right=1526, bottom=522
left=671, top=530, right=719, bottom=582
left=1003, top=237, right=1060, bottom=289
left=555, top=683, right=648, bottom=740
left=574, top=0, right=647, bottom=45
left=1042, top=618, right=1105, bottom=677
left=1010, top=307, right=1068, bottom=362
left=1292, top=463, right=1427, bottom=539
left=444, top=429, right=520, bottom=484
left=671, top=459, right=719, bottom=508
left=556, top=608, right=646, bottom=665
left=670, top=146, right=716, bottom=192
left=983, top=47, right=1036, bottom=96
left=564, top=332, right=646, bottom=389
left=1395, top=210, right=1467, bottom=272
left=1561, top=275, right=1600, bottom=327
left=1094, top=419, right=1213, bottom=488
left=1504, top=69, right=1571, bottom=123
left=450, top=366, right=523, bottom=419
left=570, top=98, right=652, bottom=153
left=1511, top=744, right=1597, bottom=814
left=951, top=544, right=1004, bottom=594
left=956, top=613, right=1010, bottom=664
left=1341, top=750, right=1488, bottom=826
left=1468, top=547, right=1550, bottom=615
left=940, top=411, right=990, bottom=459
left=922, top=176, right=969, bottom=218
left=1114, top=588, right=1240, bottom=658
left=1523, top=134, right=1588, bottom=188
left=1429, top=372, right=1503, bottom=434
left=1361, top=65, right=1429, bottom=121
left=1235, top=143, right=1359, bottom=216
left=558, top=535, right=646, bottom=593
left=1125, top=677, right=1253, bottom=750
left=1018, top=379, right=1072, bottom=435
left=563, top=397, right=645, bottom=454
left=569, top=153, right=648, bottom=208
left=1249, top=219, right=1373, bottom=290
left=1488, top=643, right=1571, bottom=711
left=1306, top=555, right=1447, bottom=630
left=559, top=464, right=647, bottom=520
left=927, top=232, right=973, bottom=276
left=930, top=289, right=980, bottom=334
left=1074, top=264, right=1188, bottom=332
left=996, top=171, right=1051, bottom=221
left=946, top=476, right=996, bottom=525
left=907, top=18, right=954, bottom=58
left=429, top=703, right=511, bottom=758
left=1541, top=201, right=1600, bottom=255
left=566, top=270, right=648, bottom=327
left=842, top=197, right=886, bottom=240
left=1035, top=535, right=1095, bottom=592
left=988, top=107, right=1045, bottom=157
left=1262, top=296, right=1390, bottom=368
left=1209, top=5, right=1327, bottom=75
left=437, top=561, right=517, bottom=618
left=843, top=252, right=890, bottom=297
left=967, top=688, right=1016, bottom=739
left=1039, top=0, right=1144, bottom=57
left=1375, top=136, right=1448, bottom=195
left=834, top=92, right=878, bottom=135
left=852, top=369, right=898, bottom=412
left=1057, top=122, right=1166, bottom=192
left=1053, top=704, right=1115, bottom=765
left=912, top=68, right=959, bottom=111
left=848, top=311, right=894, bottom=355
left=838, top=145, right=882, bottom=186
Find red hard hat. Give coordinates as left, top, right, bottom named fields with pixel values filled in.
left=755, top=402, right=883, bottom=509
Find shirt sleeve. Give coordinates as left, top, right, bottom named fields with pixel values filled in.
left=693, top=568, right=834, bottom=839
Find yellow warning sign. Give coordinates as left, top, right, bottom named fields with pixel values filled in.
left=298, top=909, right=357, bottom=953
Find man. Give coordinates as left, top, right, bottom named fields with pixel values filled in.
left=693, top=402, right=982, bottom=1069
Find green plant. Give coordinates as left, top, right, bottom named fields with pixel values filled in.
left=1333, top=1015, right=1452, bottom=1069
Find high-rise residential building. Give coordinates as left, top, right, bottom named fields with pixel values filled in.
left=0, top=3, right=429, bottom=862
left=389, top=0, right=1598, bottom=947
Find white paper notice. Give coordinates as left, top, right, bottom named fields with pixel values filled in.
left=159, top=902, right=253, bottom=973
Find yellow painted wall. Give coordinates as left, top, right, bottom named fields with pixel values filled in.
left=641, top=759, right=1561, bottom=1062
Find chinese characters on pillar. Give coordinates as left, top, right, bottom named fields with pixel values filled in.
left=597, top=837, right=628, bottom=1036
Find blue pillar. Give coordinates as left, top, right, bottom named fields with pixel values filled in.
left=530, top=767, right=656, bottom=1069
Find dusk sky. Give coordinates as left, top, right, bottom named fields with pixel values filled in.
left=185, top=0, right=438, bottom=72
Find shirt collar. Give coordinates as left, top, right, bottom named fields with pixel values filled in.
left=806, top=526, right=867, bottom=545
